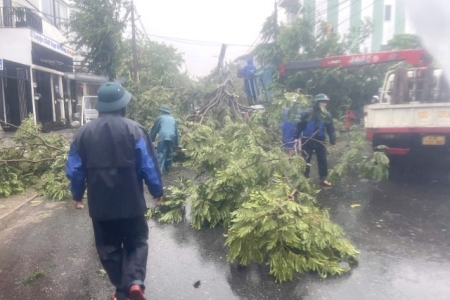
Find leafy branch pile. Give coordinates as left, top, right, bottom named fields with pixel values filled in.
left=145, top=178, right=189, bottom=224
left=226, top=178, right=358, bottom=282
left=148, top=118, right=359, bottom=282
left=187, top=78, right=243, bottom=124
left=0, top=117, right=71, bottom=200
left=328, top=130, right=390, bottom=183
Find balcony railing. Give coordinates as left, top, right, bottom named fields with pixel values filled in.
left=0, top=7, right=43, bottom=33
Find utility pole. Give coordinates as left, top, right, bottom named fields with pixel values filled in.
left=274, top=1, right=279, bottom=37
left=131, top=0, right=139, bottom=81
left=274, top=1, right=278, bottom=25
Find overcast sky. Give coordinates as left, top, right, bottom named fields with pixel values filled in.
left=133, top=0, right=277, bottom=76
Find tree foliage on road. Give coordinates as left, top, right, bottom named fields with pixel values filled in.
left=0, top=118, right=70, bottom=200
left=0, top=2, right=396, bottom=283
left=67, top=0, right=131, bottom=79
left=148, top=115, right=359, bottom=282
left=329, top=132, right=390, bottom=183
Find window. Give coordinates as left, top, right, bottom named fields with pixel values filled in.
left=42, top=0, right=53, bottom=19
left=385, top=5, right=392, bottom=21
left=41, top=0, right=68, bottom=28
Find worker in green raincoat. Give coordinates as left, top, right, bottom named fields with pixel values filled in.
left=150, top=106, right=179, bottom=174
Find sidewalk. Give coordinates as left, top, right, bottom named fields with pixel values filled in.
left=0, top=189, right=38, bottom=231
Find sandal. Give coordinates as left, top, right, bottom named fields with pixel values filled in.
left=129, top=285, right=146, bottom=300
left=321, top=180, right=332, bottom=187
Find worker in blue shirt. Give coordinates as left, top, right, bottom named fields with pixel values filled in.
left=280, top=107, right=302, bottom=156
left=150, top=105, right=179, bottom=174
left=66, top=82, right=162, bottom=300
left=294, top=94, right=336, bottom=187
left=238, top=58, right=258, bottom=104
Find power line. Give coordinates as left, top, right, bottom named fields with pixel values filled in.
left=135, top=8, right=150, bottom=42
left=316, top=0, right=351, bottom=28
left=241, top=0, right=348, bottom=57
left=145, top=33, right=252, bottom=47
left=316, top=0, right=348, bottom=20
left=314, top=1, right=348, bottom=33
left=12, top=0, right=69, bottom=23
left=337, top=0, right=377, bottom=28
left=242, top=32, right=263, bottom=56
left=133, top=6, right=252, bottom=48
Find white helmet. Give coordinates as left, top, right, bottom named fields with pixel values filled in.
left=372, top=95, right=379, bottom=101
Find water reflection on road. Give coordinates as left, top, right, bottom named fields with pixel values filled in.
left=0, top=165, right=449, bottom=299
left=144, top=165, right=450, bottom=300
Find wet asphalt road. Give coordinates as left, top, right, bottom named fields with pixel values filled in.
left=0, top=165, right=449, bottom=300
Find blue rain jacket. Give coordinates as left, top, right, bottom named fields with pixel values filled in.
left=66, top=114, right=163, bottom=221
left=280, top=108, right=297, bottom=149
left=238, top=58, right=258, bottom=98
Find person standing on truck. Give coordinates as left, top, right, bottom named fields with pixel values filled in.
left=238, top=58, right=258, bottom=105
left=66, top=82, right=163, bottom=300
left=294, top=94, right=336, bottom=187
left=150, top=105, right=179, bottom=174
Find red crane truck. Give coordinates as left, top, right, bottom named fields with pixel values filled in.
left=278, top=49, right=450, bottom=159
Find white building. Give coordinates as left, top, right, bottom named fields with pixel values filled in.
left=0, top=0, right=106, bottom=129
left=279, top=0, right=416, bottom=53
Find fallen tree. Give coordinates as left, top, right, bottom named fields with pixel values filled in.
left=147, top=119, right=360, bottom=283
left=0, top=117, right=71, bottom=200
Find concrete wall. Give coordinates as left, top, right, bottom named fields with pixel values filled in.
left=382, top=0, right=395, bottom=46
left=12, top=0, right=39, bottom=9
left=283, top=0, right=416, bottom=52
left=338, top=0, right=351, bottom=37
left=42, top=19, right=67, bottom=43
left=327, top=0, right=340, bottom=28
left=394, top=0, right=406, bottom=35
left=0, top=28, right=32, bottom=65
left=9, top=0, right=72, bottom=46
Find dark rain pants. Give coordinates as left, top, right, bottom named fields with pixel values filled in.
left=92, top=216, right=149, bottom=300
left=156, top=140, right=174, bottom=173
left=302, top=139, right=328, bottom=180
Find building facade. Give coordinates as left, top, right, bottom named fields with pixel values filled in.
left=0, top=0, right=106, bottom=129
left=280, top=0, right=415, bottom=53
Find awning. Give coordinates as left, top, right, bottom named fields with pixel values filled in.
left=32, top=43, right=73, bottom=73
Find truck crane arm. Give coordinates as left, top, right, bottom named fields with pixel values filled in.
left=278, top=49, right=432, bottom=77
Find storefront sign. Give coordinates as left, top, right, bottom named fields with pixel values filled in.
left=30, top=31, right=74, bottom=58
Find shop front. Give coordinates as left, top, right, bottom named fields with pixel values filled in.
left=30, top=31, right=74, bottom=130
left=0, top=59, right=32, bottom=129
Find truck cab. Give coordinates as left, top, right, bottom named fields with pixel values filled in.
left=380, top=68, right=447, bottom=104
left=365, top=67, right=450, bottom=157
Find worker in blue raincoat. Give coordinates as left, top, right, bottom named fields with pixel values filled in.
left=150, top=106, right=179, bottom=174
left=238, top=58, right=258, bottom=104
left=66, top=82, right=163, bottom=300
left=294, top=94, right=336, bottom=187
left=280, top=108, right=300, bottom=156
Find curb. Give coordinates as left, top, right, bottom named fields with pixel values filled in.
left=0, top=194, right=39, bottom=232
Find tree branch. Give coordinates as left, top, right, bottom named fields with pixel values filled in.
left=0, top=157, right=56, bottom=164
left=0, top=119, right=65, bottom=152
